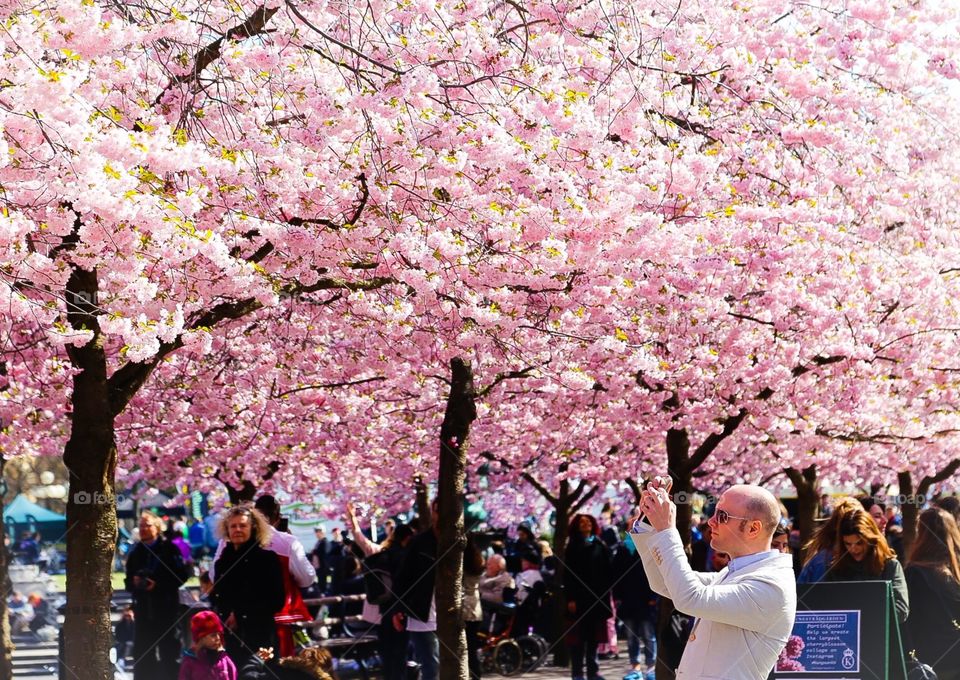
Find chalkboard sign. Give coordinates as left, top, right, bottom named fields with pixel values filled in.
left=769, top=581, right=906, bottom=680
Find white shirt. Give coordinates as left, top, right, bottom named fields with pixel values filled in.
left=515, top=568, right=543, bottom=604
left=407, top=596, right=437, bottom=632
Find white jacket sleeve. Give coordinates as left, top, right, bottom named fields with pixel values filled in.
left=630, top=525, right=721, bottom=599
left=208, top=539, right=226, bottom=581
left=288, top=537, right=318, bottom=588
left=630, top=524, right=670, bottom=597
left=648, top=528, right=787, bottom=633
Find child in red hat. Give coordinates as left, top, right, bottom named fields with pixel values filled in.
left=179, top=610, right=237, bottom=680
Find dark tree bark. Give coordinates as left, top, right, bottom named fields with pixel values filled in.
left=898, top=471, right=918, bottom=559
left=785, top=465, right=819, bottom=562
left=61, top=266, right=119, bottom=680
left=898, top=459, right=960, bottom=558
left=625, top=477, right=643, bottom=507
left=548, top=475, right=598, bottom=667
left=1, top=457, right=13, bottom=679
left=515, top=463, right=597, bottom=668
left=436, top=358, right=477, bottom=680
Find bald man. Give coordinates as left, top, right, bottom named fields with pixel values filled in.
left=630, top=480, right=796, bottom=680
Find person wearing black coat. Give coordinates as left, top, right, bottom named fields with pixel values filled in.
left=905, top=507, right=960, bottom=680
left=124, top=512, right=191, bottom=680
left=612, top=539, right=657, bottom=676
left=393, top=504, right=440, bottom=680
left=311, top=526, right=330, bottom=593
left=564, top=514, right=613, bottom=680
left=212, top=505, right=286, bottom=667
left=365, top=524, right=414, bottom=680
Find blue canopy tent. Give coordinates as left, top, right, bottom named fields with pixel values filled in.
left=3, top=494, right=67, bottom=542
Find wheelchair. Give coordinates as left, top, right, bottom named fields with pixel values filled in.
left=479, top=583, right=550, bottom=676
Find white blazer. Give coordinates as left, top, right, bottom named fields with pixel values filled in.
left=631, top=525, right=796, bottom=680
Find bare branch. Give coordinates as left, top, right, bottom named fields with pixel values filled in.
left=272, top=376, right=387, bottom=399
left=155, top=5, right=280, bottom=105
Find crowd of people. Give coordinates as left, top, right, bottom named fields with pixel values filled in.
left=104, top=486, right=960, bottom=680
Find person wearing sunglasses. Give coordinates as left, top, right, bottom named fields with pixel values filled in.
left=629, top=478, right=796, bottom=680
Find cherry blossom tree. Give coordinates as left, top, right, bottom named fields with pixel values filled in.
left=2, top=0, right=960, bottom=678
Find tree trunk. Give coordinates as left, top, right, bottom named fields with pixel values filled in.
left=550, top=484, right=573, bottom=667
left=1, top=457, right=14, bottom=679
left=228, top=480, right=257, bottom=504
left=625, top=477, right=643, bottom=507
left=899, top=459, right=960, bottom=560
left=785, top=465, right=818, bottom=562
left=436, top=357, right=476, bottom=680
left=62, top=356, right=119, bottom=678
left=898, top=471, right=918, bottom=559
left=654, top=428, right=696, bottom=680
left=59, top=266, right=118, bottom=680
left=666, top=428, right=694, bottom=550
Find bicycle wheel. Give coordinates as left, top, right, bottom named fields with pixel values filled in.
left=517, top=633, right=548, bottom=671
left=493, top=638, right=523, bottom=676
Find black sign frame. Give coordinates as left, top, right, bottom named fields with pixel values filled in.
left=769, top=581, right=907, bottom=680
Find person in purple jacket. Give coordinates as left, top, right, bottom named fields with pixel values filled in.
left=179, top=611, right=237, bottom=680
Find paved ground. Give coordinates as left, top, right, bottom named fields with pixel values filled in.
left=333, top=657, right=640, bottom=680
left=11, top=587, right=641, bottom=679
left=14, top=647, right=639, bottom=679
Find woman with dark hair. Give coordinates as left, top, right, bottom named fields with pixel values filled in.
left=934, top=495, right=960, bottom=524
left=905, top=507, right=960, bottom=679
left=212, top=505, right=286, bottom=666
left=799, top=497, right=863, bottom=582
left=563, top=514, right=612, bottom=680
left=825, top=510, right=909, bottom=623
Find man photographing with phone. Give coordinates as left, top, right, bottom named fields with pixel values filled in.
left=630, top=477, right=796, bottom=679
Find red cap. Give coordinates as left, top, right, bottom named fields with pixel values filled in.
left=190, top=610, right=223, bottom=642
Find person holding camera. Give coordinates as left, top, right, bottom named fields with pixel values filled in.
left=124, top=511, right=192, bottom=680
left=630, top=477, right=796, bottom=680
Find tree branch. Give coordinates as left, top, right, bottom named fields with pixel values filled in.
left=570, top=483, right=599, bottom=514
left=688, top=408, right=748, bottom=470
left=918, top=458, right=960, bottom=496
left=155, top=5, right=279, bottom=104
left=477, top=364, right=541, bottom=398
left=107, top=276, right=394, bottom=415
left=284, top=173, right=368, bottom=230
left=272, top=376, right=386, bottom=399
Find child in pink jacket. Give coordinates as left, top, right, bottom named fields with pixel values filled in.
left=179, top=610, right=237, bottom=680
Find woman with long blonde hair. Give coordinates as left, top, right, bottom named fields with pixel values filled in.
left=905, top=507, right=960, bottom=680
left=212, top=504, right=286, bottom=666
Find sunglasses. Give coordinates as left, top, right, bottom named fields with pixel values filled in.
left=713, top=509, right=754, bottom=524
